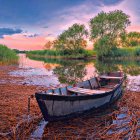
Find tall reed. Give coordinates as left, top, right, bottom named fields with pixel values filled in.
left=0, top=44, right=19, bottom=64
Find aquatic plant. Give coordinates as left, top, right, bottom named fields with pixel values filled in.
left=0, top=44, right=19, bottom=64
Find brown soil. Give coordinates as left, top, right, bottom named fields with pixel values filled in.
left=42, top=91, right=140, bottom=140
left=0, top=65, right=48, bottom=139
left=0, top=65, right=140, bottom=140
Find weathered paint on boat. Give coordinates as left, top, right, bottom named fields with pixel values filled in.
left=35, top=72, right=124, bottom=122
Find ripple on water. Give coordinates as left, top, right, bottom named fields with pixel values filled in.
left=9, top=68, right=61, bottom=87
left=30, top=119, right=48, bottom=139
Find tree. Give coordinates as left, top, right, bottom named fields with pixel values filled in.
left=90, top=10, right=131, bottom=58
left=44, top=41, right=53, bottom=50
left=94, top=35, right=117, bottom=59
left=120, top=32, right=140, bottom=47
left=54, top=23, right=88, bottom=54
left=127, top=32, right=140, bottom=47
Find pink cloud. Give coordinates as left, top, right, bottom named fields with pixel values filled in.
left=127, top=25, right=140, bottom=32
left=0, top=34, right=51, bottom=50
left=1, top=0, right=140, bottom=51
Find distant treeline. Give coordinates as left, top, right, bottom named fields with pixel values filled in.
left=26, top=49, right=96, bottom=59
left=26, top=10, right=140, bottom=60
left=13, top=49, right=26, bottom=54
left=27, top=46, right=140, bottom=60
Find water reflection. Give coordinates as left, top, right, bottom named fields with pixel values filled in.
left=120, top=60, right=140, bottom=76
left=95, top=60, right=140, bottom=76
left=20, top=55, right=140, bottom=139
left=53, top=61, right=87, bottom=84
left=10, top=54, right=140, bottom=91
left=28, top=55, right=96, bottom=85
left=94, top=60, right=119, bottom=74
left=29, top=54, right=140, bottom=76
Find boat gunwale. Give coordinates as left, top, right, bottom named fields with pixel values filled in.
left=35, top=79, right=123, bottom=101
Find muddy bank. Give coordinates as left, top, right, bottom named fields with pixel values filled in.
left=40, top=91, right=140, bottom=140
left=0, top=65, right=140, bottom=140
left=0, top=65, right=48, bottom=139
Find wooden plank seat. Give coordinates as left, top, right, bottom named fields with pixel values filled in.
left=99, top=76, right=122, bottom=80
left=67, top=87, right=110, bottom=95
left=101, top=84, right=119, bottom=89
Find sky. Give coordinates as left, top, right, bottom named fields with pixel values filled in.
left=0, top=0, right=140, bottom=50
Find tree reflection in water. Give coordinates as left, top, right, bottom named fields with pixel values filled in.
left=28, top=55, right=140, bottom=83
left=53, top=60, right=87, bottom=85
left=94, top=60, right=119, bottom=74
left=119, top=60, right=140, bottom=76
left=95, top=60, right=140, bottom=76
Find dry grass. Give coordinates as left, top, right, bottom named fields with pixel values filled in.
left=42, top=91, right=140, bottom=140
left=0, top=65, right=140, bottom=140
left=0, top=66, right=48, bottom=140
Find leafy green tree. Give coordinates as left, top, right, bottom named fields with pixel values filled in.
left=120, top=32, right=140, bottom=47
left=127, top=32, right=140, bottom=38
left=54, top=23, right=88, bottom=54
left=127, top=32, right=140, bottom=47
left=90, top=10, right=130, bottom=58
left=94, top=35, right=117, bottom=59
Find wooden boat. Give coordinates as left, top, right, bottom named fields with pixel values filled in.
left=35, top=72, right=124, bottom=122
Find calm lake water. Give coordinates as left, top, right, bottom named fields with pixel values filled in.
left=10, top=53, right=140, bottom=91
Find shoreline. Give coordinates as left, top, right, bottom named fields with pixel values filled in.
left=27, top=54, right=96, bottom=60
left=0, top=65, right=140, bottom=139
left=0, top=65, right=48, bottom=139
left=26, top=53, right=140, bottom=61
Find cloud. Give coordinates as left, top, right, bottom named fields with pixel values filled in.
left=44, top=0, right=140, bottom=40
left=0, top=34, right=47, bottom=50
left=44, top=1, right=99, bottom=36
left=0, top=0, right=140, bottom=51
left=127, top=25, right=140, bottom=32
left=101, top=0, right=125, bottom=6
left=42, top=26, right=49, bottom=29
left=0, top=28, right=23, bottom=38
left=46, top=33, right=53, bottom=36
left=24, top=33, right=39, bottom=38
left=0, top=33, right=56, bottom=50
left=43, top=0, right=128, bottom=36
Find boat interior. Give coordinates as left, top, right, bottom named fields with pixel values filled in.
left=43, top=72, right=123, bottom=96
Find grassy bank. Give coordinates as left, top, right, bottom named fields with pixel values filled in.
left=0, top=45, right=19, bottom=64
left=112, top=46, right=140, bottom=57
left=99, top=46, right=140, bottom=60
left=26, top=49, right=96, bottom=59
left=27, top=47, right=140, bottom=60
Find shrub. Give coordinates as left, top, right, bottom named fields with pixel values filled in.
left=134, top=47, right=140, bottom=56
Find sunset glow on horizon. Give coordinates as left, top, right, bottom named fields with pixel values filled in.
left=0, top=0, right=140, bottom=50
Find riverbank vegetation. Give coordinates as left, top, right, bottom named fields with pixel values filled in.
left=0, top=44, right=19, bottom=64
left=121, top=32, right=140, bottom=47
left=90, top=10, right=131, bottom=59
left=109, top=47, right=140, bottom=57
left=27, top=49, right=96, bottom=59
left=27, top=24, right=96, bottom=59
left=27, top=10, right=140, bottom=60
